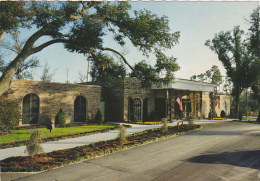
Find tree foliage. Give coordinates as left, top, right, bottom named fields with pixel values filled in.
left=0, top=99, right=21, bottom=133
left=0, top=31, right=39, bottom=80
left=205, top=26, right=255, bottom=118
left=0, top=1, right=180, bottom=96
left=190, top=65, right=222, bottom=85
left=0, top=1, right=33, bottom=44
left=41, top=62, right=56, bottom=82
left=247, top=7, right=260, bottom=121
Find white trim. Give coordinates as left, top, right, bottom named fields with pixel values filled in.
left=151, top=78, right=216, bottom=92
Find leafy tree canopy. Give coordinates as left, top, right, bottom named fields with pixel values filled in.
left=190, top=65, right=222, bottom=85
left=0, top=1, right=180, bottom=96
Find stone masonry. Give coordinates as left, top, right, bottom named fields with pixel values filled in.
left=2, top=79, right=101, bottom=125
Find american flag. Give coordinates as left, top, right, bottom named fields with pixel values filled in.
left=176, top=95, right=183, bottom=111
left=216, top=96, right=220, bottom=108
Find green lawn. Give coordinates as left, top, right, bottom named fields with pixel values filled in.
left=0, top=126, right=114, bottom=144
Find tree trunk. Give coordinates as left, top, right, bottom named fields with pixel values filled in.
left=0, top=30, right=6, bottom=45
left=234, top=95, right=239, bottom=119
left=0, top=52, right=29, bottom=96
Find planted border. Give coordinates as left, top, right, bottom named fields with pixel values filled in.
left=0, top=124, right=202, bottom=172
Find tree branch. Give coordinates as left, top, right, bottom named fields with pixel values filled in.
left=31, top=39, right=70, bottom=54
left=100, top=47, right=134, bottom=71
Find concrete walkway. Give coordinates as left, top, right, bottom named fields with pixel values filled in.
left=0, top=119, right=233, bottom=161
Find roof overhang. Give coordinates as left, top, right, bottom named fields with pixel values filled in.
left=151, top=78, right=217, bottom=92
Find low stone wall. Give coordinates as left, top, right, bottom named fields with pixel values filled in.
left=2, top=79, right=101, bottom=125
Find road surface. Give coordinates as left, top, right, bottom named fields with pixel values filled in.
left=11, top=122, right=260, bottom=180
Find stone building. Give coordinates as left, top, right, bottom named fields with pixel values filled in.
left=2, top=79, right=101, bottom=125
left=1, top=77, right=230, bottom=125
left=92, top=77, right=231, bottom=122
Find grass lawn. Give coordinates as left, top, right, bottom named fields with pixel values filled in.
left=0, top=125, right=114, bottom=144
left=0, top=124, right=202, bottom=172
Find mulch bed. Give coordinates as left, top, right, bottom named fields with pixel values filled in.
left=0, top=124, right=201, bottom=172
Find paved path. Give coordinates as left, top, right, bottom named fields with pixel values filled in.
left=0, top=119, right=232, bottom=161
left=11, top=121, right=260, bottom=181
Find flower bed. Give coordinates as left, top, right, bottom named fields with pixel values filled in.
left=135, top=121, right=163, bottom=125
left=0, top=124, right=201, bottom=172
left=213, top=118, right=226, bottom=120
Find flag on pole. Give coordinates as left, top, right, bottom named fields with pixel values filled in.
left=176, top=95, right=183, bottom=111
left=216, top=96, right=220, bottom=108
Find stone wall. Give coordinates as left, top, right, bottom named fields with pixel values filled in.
left=202, top=92, right=211, bottom=118
left=123, top=77, right=154, bottom=122
left=2, top=79, right=101, bottom=125
left=215, top=95, right=231, bottom=117
left=94, top=77, right=154, bottom=122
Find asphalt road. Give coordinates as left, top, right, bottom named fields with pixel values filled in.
left=14, top=122, right=260, bottom=181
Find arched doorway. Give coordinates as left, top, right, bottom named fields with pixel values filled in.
left=22, top=93, right=39, bottom=124
left=74, top=96, right=87, bottom=122
left=143, top=98, right=148, bottom=122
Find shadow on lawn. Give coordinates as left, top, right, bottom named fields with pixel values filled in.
left=187, top=150, right=260, bottom=170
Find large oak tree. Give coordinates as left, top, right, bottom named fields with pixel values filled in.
left=205, top=26, right=254, bottom=118
left=0, top=1, right=180, bottom=96
left=248, top=7, right=260, bottom=121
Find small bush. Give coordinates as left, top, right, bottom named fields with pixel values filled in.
left=25, top=129, right=44, bottom=156
left=208, top=109, right=217, bottom=119
left=95, top=109, right=104, bottom=125
left=117, top=124, right=127, bottom=144
left=130, top=113, right=138, bottom=123
left=55, top=108, right=66, bottom=126
left=187, top=115, right=195, bottom=126
left=220, top=110, right=226, bottom=118
left=161, top=118, right=168, bottom=133
left=0, top=99, right=21, bottom=133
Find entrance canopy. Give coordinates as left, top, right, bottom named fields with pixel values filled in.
left=151, top=78, right=216, bottom=92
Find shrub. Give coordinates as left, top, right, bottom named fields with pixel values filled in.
left=117, top=124, right=127, bottom=144
left=161, top=118, right=168, bottom=133
left=0, top=99, right=21, bottom=133
left=95, top=109, right=104, bottom=125
left=208, top=109, right=217, bottom=119
left=130, top=113, right=138, bottom=123
left=220, top=110, right=226, bottom=118
left=25, top=129, right=44, bottom=156
left=55, top=108, right=66, bottom=126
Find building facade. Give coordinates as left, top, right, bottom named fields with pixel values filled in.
left=2, top=79, right=101, bottom=125
left=1, top=78, right=230, bottom=125
left=98, top=77, right=230, bottom=122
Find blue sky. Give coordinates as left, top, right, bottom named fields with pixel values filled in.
left=2, top=1, right=259, bottom=83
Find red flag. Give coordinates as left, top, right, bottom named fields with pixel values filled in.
left=176, top=95, right=183, bottom=111
left=216, top=96, right=220, bottom=108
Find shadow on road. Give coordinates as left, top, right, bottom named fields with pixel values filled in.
left=187, top=150, right=260, bottom=170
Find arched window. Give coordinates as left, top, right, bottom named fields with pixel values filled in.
left=134, top=98, right=142, bottom=122
left=74, top=96, right=87, bottom=122
left=22, top=93, right=39, bottom=124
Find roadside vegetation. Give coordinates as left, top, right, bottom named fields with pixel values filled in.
left=0, top=125, right=115, bottom=149
left=0, top=124, right=201, bottom=172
